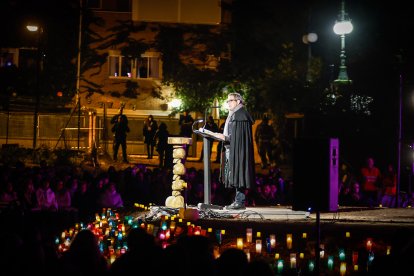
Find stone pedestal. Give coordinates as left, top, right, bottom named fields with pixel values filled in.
left=165, top=137, right=192, bottom=208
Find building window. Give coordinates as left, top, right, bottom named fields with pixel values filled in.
left=108, top=50, right=161, bottom=79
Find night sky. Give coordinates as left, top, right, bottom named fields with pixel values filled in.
left=230, top=0, right=414, bottom=171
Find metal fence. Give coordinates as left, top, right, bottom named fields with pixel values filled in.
left=0, top=111, right=192, bottom=156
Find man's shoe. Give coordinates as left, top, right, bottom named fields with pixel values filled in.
left=225, top=202, right=246, bottom=210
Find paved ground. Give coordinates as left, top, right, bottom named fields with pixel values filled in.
left=205, top=206, right=414, bottom=224
left=142, top=204, right=414, bottom=225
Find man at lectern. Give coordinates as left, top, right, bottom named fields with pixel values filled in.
left=214, top=92, right=255, bottom=210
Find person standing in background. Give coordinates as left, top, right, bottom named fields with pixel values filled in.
left=179, top=110, right=194, bottom=157
left=143, top=115, right=158, bottom=159
left=179, top=110, right=194, bottom=137
left=360, top=157, right=382, bottom=207
left=111, top=104, right=129, bottom=163
left=155, top=122, right=173, bottom=169
left=380, top=163, right=397, bottom=207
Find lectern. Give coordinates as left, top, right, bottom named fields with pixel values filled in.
left=193, top=127, right=224, bottom=206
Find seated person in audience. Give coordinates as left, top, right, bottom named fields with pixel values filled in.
left=20, top=179, right=40, bottom=211
left=55, top=179, right=73, bottom=211
left=36, top=179, right=58, bottom=211
left=98, top=182, right=124, bottom=209
left=341, top=181, right=365, bottom=206
left=0, top=181, right=19, bottom=206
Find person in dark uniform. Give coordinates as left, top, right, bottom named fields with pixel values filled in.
left=214, top=92, right=255, bottom=210
left=111, top=105, right=130, bottom=163
left=155, top=122, right=173, bottom=169
left=179, top=110, right=194, bottom=138
left=178, top=110, right=194, bottom=157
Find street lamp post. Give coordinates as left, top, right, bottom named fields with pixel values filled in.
left=333, top=0, right=353, bottom=84
left=303, top=32, right=318, bottom=84
left=26, top=24, right=42, bottom=150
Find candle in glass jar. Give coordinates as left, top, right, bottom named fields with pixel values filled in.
left=286, top=234, right=292, bottom=249
left=339, top=249, right=345, bottom=261
left=237, top=238, right=243, bottom=249
left=308, top=260, right=315, bottom=272
left=246, top=228, right=252, bottom=243
left=327, top=256, right=334, bottom=270
left=277, top=260, right=284, bottom=274
left=290, top=253, right=297, bottom=269
left=352, top=251, right=358, bottom=265
left=270, top=234, right=276, bottom=248
left=340, top=262, right=347, bottom=276
left=366, top=239, right=372, bottom=251
left=244, top=249, right=251, bottom=262
left=215, top=230, right=222, bottom=244
left=256, top=239, right=262, bottom=254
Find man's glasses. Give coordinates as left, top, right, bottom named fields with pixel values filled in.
left=226, top=99, right=236, bottom=103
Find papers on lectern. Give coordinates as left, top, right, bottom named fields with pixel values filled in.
left=196, top=128, right=224, bottom=141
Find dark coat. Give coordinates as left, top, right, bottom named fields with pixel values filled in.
left=143, top=120, right=158, bottom=145
left=179, top=114, right=194, bottom=137
left=222, top=107, right=256, bottom=189
left=255, top=121, right=275, bottom=144
left=111, top=114, right=129, bottom=141
left=155, top=123, right=170, bottom=153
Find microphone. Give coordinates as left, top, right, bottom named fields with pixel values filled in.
left=192, top=119, right=204, bottom=133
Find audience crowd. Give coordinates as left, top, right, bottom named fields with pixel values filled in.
left=0, top=156, right=413, bottom=275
